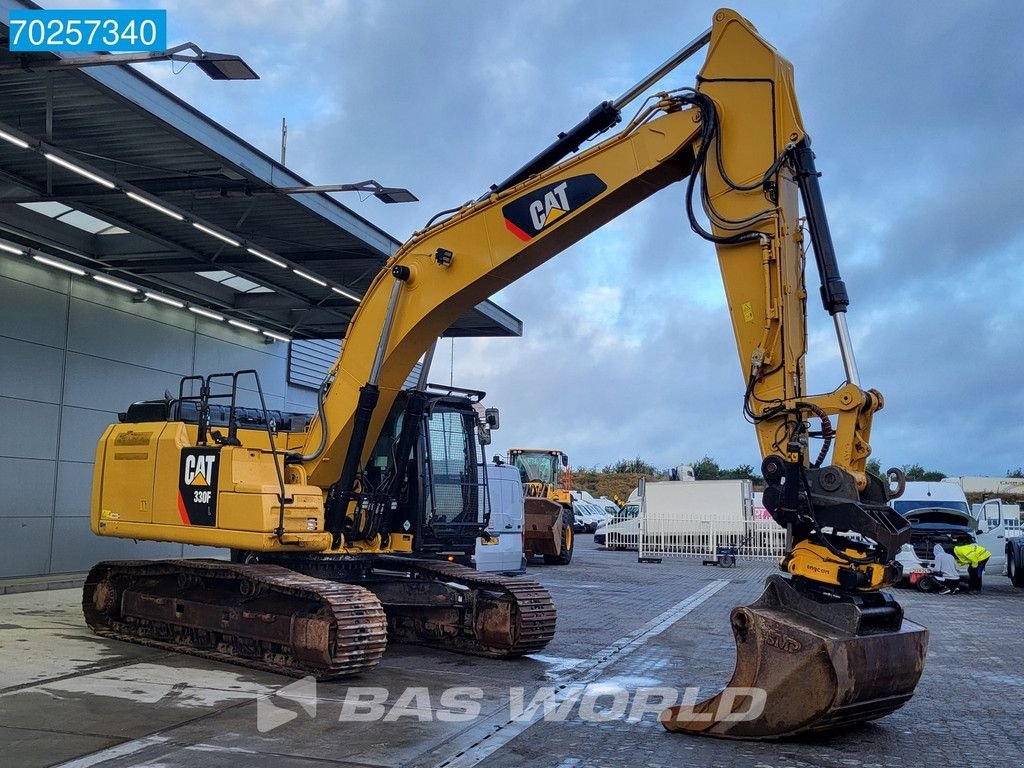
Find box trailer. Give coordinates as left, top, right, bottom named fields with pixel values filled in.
left=636, top=479, right=786, bottom=561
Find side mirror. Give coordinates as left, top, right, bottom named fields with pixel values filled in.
left=477, top=424, right=492, bottom=446
left=485, top=407, right=500, bottom=429
left=561, top=454, right=569, bottom=468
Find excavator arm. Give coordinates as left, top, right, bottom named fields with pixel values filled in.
left=306, top=10, right=906, bottom=582
left=297, top=8, right=927, bottom=737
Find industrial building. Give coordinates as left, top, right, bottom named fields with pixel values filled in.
left=0, top=0, right=519, bottom=579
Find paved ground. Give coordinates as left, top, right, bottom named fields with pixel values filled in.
left=1, top=538, right=1022, bottom=767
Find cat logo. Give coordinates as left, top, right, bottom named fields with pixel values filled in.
left=183, top=453, right=216, bottom=486
left=529, top=181, right=570, bottom=231
left=178, top=448, right=220, bottom=526
left=502, top=174, right=607, bottom=241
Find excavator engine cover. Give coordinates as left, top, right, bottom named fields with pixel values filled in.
left=661, top=575, right=928, bottom=739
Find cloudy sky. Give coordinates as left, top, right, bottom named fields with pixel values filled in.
left=59, top=0, right=1024, bottom=476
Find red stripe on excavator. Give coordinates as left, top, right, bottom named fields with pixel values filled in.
left=177, top=491, right=190, bottom=525
left=504, top=218, right=532, bottom=242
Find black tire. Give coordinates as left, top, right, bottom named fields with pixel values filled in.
left=544, top=509, right=575, bottom=565
left=1009, top=544, right=1024, bottom=588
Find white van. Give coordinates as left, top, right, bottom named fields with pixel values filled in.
left=892, top=482, right=1004, bottom=579
left=473, top=463, right=525, bottom=574
left=972, top=499, right=1021, bottom=574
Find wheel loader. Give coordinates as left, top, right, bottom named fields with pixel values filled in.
left=508, top=448, right=575, bottom=564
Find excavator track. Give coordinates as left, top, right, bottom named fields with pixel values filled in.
left=83, top=559, right=388, bottom=679
left=369, top=556, right=556, bottom=657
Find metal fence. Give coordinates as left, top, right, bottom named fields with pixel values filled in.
left=638, top=507, right=789, bottom=562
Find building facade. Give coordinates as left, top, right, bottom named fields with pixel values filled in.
left=1, top=254, right=318, bottom=578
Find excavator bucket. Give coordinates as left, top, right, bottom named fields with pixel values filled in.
left=661, top=576, right=928, bottom=739
left=523, top=496, right=565, bottom=558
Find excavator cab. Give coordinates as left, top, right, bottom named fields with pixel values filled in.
left=371, top=385, right=496, bottom=560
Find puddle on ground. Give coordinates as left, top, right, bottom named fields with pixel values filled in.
left=524, top=653, right=590, bottom=675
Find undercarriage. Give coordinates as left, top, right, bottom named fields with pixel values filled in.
left=83, top=554, right=556, bottom=679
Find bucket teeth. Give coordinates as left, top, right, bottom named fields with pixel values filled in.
left=662, top=576, right=928, bottom=739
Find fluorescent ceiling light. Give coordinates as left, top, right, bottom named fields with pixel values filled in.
left=293, top=269, right=326, bottom=287
left=125, top=191, right=184, bottom=221
left=0, top=129, right=29, bottom=149
left=145, top=292, right=184, bottom=308
left=192, top=222, right=240, bottom=247
left=0, top=243, right=24, bottom=255
left=331, top=286, right=361, bottom=302
left=93, top=274, right=137, bottom=293
left=188, top=306, right=224, bottom=321
left=44, top=153, right=116, bottom=189
left=247, top=247, right=287, bottom=269
left=228, top=319, right=259, bottom=332
left=33, top=254, right=85, bottom=275
left=262, top=330, right=291, bottom=342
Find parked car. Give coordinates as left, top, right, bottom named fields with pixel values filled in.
left=572, top=500, right=604, bottom=533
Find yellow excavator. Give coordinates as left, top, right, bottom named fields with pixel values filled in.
left=508, top=448, right=575, bottom=564
left=86, top=9, right=927, bottom=739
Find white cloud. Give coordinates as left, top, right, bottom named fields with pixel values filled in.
left=51, top=0, right=1024, bottom=475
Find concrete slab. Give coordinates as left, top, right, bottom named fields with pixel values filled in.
left=0, top=725, right=119, bottom=768
left=1, top=539, right=1022, bottom=768
left=0, top=588, right=167, bottom=691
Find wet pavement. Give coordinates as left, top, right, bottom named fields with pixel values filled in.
left=1, top=538, right=1022, bottom=767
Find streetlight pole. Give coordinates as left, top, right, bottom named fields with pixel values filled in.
left=0, top=41, right=259, bottom=80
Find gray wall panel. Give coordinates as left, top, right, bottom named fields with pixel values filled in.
left=0, top=265, right=305, bottom=578
left=0, top=397, right=59, bottom=460
left=205, top=381, right=285, bottom=411
left=285, top=383, right=317, bottom=413
left=288, top=339, right=340, bottom=389
left=70, top=278, right=193, bottom=333
left=55, top=461, right=94, bottom=517
left=58, top=406, right=115, bottom=463
left=0, top=457, right=55, bottom=518
left=63, top=353, right=183, bottom=413
left=0, top=336, right=64, bottom=403
left=0, top=273, right=68, bottom=347
left=194, top=335, right=286, bottom=397
left=0, top=255, right=71, bottom=294
left=50, top=517, right=184, bottom=573
left=67, top=298, right=194, bottom=373
left=1, top=517, right=52, bottom=577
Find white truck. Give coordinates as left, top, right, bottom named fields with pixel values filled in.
left=638, top=478, right=754, bottom=558
left=595, top=476, right=756, bottom=556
